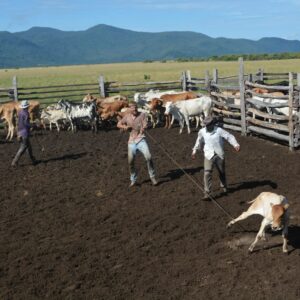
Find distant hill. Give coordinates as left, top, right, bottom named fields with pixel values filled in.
left=1, top=24, right=300, bottom=68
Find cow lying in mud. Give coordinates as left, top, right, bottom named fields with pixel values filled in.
left=227, top=192, right=289, bottom=253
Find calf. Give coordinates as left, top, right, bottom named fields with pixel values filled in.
left=227, top=192, right=289, bottom=253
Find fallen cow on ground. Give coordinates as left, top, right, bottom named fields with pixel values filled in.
left=227, top=192, right=289, bottom=253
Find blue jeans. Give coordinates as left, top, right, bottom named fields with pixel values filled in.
left=128, top=139, right=155, bottom=183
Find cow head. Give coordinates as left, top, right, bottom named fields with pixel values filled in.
left=164, top=101, right=173, bottom=115
left=83, top=93, right=95, bottom=102
left=270, top=203, right=289, bottom=231
left=149, top=98, right=163, bottom=111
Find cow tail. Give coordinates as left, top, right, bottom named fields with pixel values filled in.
left=247, top=199, right=256, bottom=204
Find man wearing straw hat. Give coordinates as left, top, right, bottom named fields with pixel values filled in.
left=191, top=116, right=240, bottom=200
left=117, top=102, right=158, bottom=187
left=11, top=100, right=38, bottom=167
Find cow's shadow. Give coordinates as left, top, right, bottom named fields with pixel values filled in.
left=231, top=225, right=300, bottom=254
left=161, top=166, right=203, bottom=182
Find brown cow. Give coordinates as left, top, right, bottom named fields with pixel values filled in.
left=99, top=100, right=129, bottom=122
left=0, top=102, right=17, bottom=140
left=83, top=93, right=127, bottom=105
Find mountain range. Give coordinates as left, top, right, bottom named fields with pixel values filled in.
left=1, top=24, right=300, bottom=68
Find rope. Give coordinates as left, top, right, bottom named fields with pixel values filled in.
left=145, top=130, right=245, bottom=229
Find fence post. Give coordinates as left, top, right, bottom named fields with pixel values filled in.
left=181, top=71, right=187, bottom=91
left=12, top=76, right=18, bottom=101
left=258, top=68, right=264, bottom=82
left=186, top=70, right=191, bottom=91
left=288, top=72, right=294, bottom=151
left=99, top=75, right=106, bottom=97
left=247, top=73, right=253, bottom=82
left=239, top=57, right=247, bottom=136
left=212, top=69, right=218, bottom=84
left=205, top=70, right=210, bottom=92
left=297, top=73, right=300, bottom=87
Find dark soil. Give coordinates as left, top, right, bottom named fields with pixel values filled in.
left=0, top=127, right=300, bottom=299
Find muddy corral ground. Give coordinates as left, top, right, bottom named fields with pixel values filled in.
left=0, top=126, right=300, bottom=299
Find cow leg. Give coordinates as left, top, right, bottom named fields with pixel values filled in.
left=183, top=115, right=190, bottom=134
left=195, top=116, right=200, bottom=129
left=70, top=119, right=75, bottom=132
left=149, top=113, right=154, bottom=128
left=227, top=210, right=254, bottom=228
left=164, top=115, right=169, bottom=128
left=282, top=229, right=288, bottom=253
left=248, top=218, right=269, bottom=253
left=179, top=118, right=184, bottom=134
left=170, top=115, right=175, bottom=126
left=168, top=115, right=173, bottom=129
left=282, top=222, right=289, bottom=253
left=7, top=123, right=14, bottom=140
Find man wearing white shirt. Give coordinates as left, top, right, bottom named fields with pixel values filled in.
left=191, top=116, right=240, bottom=200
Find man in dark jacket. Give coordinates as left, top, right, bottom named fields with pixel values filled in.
left=11, top=100, right=38, bottom=167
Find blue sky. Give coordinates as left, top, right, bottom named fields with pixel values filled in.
left=1, top=0, right=300, bottom=40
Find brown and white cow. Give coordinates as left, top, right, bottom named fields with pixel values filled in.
left=227, top=192, right=290, bottom=253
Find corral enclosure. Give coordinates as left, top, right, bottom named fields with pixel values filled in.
left=1, top=59, right=300, bottom=298
left=0, top=127, right=300, bottom=299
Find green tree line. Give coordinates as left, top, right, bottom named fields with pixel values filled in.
left=174, top=52, right=300, bottom=62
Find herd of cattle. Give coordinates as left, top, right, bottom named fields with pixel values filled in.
left=0, top=86, right=297, bottom=141
left=0, top=90, right=213, bottom=140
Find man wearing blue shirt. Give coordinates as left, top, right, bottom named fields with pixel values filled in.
left=11, top=100, right=38, bottom=167
left=192, top=116, right=240, bottom=200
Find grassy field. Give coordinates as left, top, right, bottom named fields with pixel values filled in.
left=1, top=59, right=300, bottom=88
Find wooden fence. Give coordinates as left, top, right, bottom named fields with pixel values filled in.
left=184, top=58, right=300, bottom=150
left=1, top=59, right=299, bottom=149
left=0, top=74, right=185, bottom=106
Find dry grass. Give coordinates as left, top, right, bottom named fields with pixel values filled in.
left=1, top=59, right=300, bottom=88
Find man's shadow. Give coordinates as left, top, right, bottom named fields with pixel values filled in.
left=228, top=180, right=277, bottom=194
left=213, top=180, right=278, bottom=200
left=40, top=152, right=87, bottom=163
left=160, top=166, right=203, bottom=183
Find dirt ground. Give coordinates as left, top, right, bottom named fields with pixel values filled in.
left=0, top=126, right=300, bottom=300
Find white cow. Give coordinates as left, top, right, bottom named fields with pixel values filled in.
left=252, top=96, right=299, bottom=120
left=40, top=107, right=67, bottom=132
left=164, top=96, right=212, bottom=134
left=227, top=192, right=289, bottom=253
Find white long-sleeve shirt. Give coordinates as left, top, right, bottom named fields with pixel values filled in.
left=192, top=126, right=239, bottom=160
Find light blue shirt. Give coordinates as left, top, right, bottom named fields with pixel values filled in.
left=192, top=126, right=239, bottom=160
